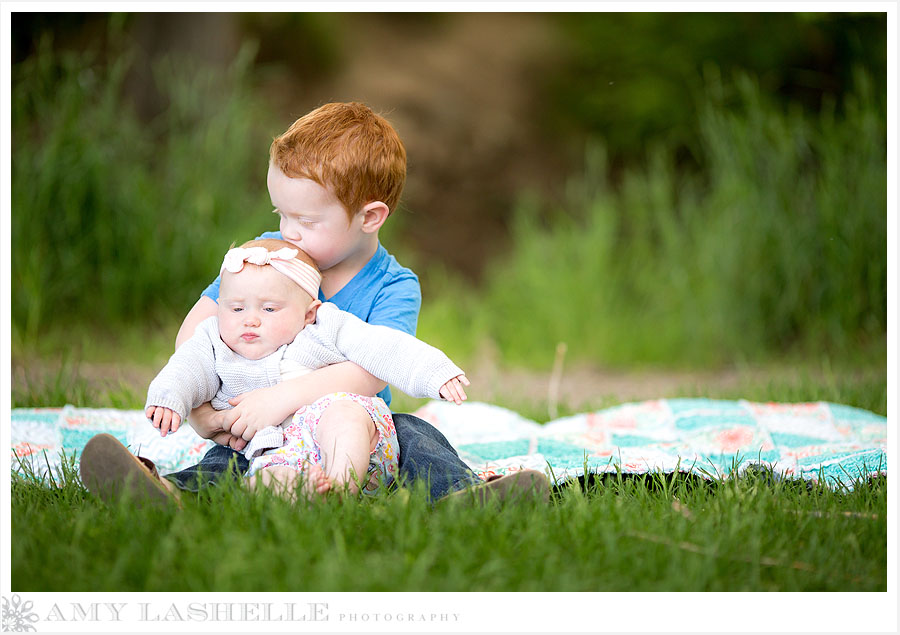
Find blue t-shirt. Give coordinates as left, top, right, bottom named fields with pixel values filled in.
left=202, top=231, right=421, bottom=406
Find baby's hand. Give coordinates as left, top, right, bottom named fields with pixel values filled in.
left=225, top=385, right=291, bottom=441
left=439, top=375, right=470, bottom=405
left=146, top=405, right=182, bottom=437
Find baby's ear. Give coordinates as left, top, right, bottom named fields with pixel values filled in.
left=304, top=300, right=322, bottom=326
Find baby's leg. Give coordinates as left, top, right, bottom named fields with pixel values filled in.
left=248, top=465, right=298, bottom=502
left=247, top=464, right=331, bottom=502
left=315, top=400, right=378, bottom=494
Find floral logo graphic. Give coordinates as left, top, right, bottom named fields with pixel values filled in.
left=2, top=595, right=39, bottom=632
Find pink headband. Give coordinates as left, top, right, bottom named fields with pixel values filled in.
left=221, top=246, right=321, bottom=299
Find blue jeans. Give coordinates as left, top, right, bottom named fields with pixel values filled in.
left=164, top=443, right=249, bottom=492
left=392, top=413, right=481, bottom=500
left=164, top=413, right=480, bottom=501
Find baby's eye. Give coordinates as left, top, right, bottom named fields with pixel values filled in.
left=232, top=307, right=243, bottom=313
left=263, top=307, right=277, bottom=313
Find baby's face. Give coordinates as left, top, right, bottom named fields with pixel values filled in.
left=218, top=265, right=312, bottom=360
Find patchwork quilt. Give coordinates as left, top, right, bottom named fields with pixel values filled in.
left=9, top=399, right=888, bottom=490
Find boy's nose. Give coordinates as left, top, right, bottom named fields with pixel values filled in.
left=281, top=219, right=301, bottom=242
left=244, top=313, right=260, bottom=327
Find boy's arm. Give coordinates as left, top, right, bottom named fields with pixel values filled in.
left=225, top=361, right=387, bottom=441
left=176, top=296, right=218, bottom=349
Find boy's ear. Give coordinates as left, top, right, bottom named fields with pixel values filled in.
left=359, top=201, right=390, bottom=233
left=304, top=300, right=322, bottom=326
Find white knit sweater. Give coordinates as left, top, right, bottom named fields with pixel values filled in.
left=145, top=302, right=463, bottom=457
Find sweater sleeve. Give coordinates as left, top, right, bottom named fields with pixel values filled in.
left=311, top=303, right=464, bottom=399
left=144, top=319, right=222, bottom=421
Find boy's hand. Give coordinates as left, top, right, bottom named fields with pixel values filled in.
left=439, top=375, right=469, bottom=405
left=146, top=406, right=182, bottom=437
left=188, top=402, right=248, bottom=451
left=225, top=384, right=295, bottom=441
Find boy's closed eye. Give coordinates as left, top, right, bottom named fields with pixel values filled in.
left=273, top=207, right=317, bottom=227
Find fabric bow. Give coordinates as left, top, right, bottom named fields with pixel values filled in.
left=221, top=247, right=299, bottom=273
left=220, top=246, right=321, bottom=299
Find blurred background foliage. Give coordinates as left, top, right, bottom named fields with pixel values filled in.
left=11, top=12, right=887, bottom=369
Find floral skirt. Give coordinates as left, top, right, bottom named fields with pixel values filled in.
left=245, top=392, right=398, bottom=494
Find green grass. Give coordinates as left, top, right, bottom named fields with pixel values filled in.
left=12, top=30, right=279, bottom=340
left=416, top=70, right=886, bottom=369
left=11, top=452, right=887, bottom=592
left=10, top=361, right=143, bottom=411
left=11, top=369, right=887, bottom=592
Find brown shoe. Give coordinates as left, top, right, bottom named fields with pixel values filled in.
left=444, top=469, right=550, bottom=505
left=80, top=433, right=179, bottom=508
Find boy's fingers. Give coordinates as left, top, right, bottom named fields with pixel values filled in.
left=210, top=431, right=237, bottom=448
left=219, top=409, right=239, bottom=433
left=230, top=419, right=247, bottom=439
left=460, top=376, right=470, bottom=386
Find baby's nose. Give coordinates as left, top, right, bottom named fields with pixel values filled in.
left=244, top=312, right=261, bottom=326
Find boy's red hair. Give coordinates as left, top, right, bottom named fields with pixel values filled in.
left=270, top=102, right=407, bottom=219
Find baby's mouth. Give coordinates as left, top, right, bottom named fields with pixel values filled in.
left=241, top=333, right=259, bottom=342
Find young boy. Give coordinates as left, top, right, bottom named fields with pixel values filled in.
left=83, top=102, right=548, bottom=504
